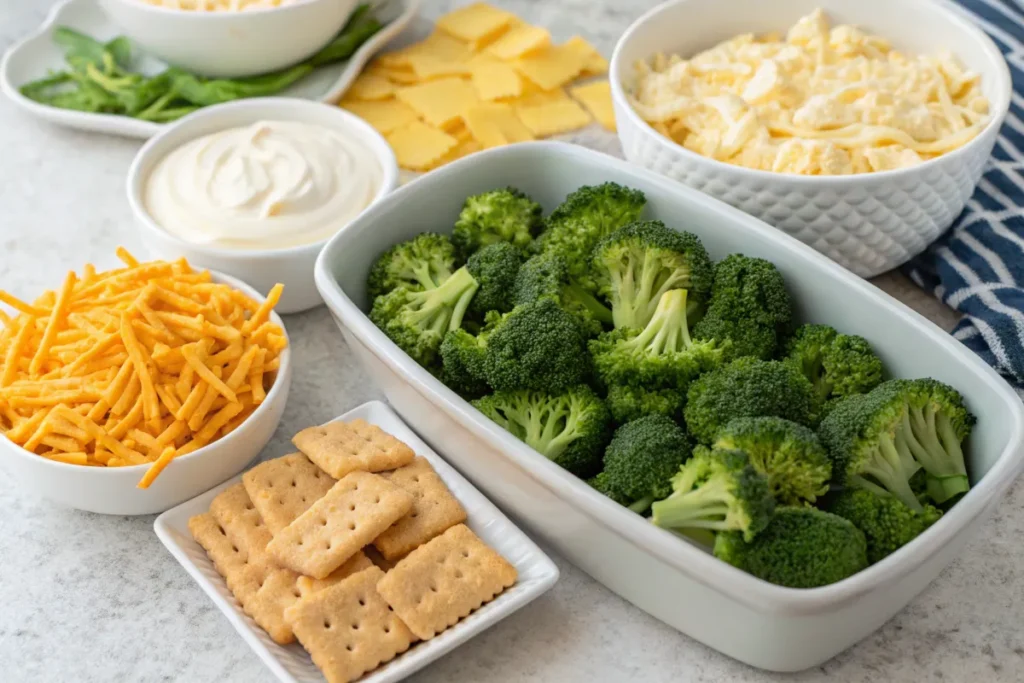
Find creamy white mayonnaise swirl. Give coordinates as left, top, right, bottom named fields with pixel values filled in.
left=145, top=120, right=382, bottom=250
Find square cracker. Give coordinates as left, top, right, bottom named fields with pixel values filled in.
left=285, top=566, right=414, bottom=683
left=376, top=524, right=517, bottom=640
left=374, top=457, right=467, bottom=561
left=209, top=483, right=272, bottom=557
left=267, top=471, right=414, bottom=579
left=243, top=453, right=336, bottom=535
left=188, top=513, right=253, bottom=595
left=292, top=420, right=415, bottom=480
left=297, top=551, right=374, bottom=598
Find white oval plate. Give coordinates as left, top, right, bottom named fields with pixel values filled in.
left=0, top=0, right=419, bottom=139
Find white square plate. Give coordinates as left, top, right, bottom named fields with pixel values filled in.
left=154, top=400, right=559, bottom=683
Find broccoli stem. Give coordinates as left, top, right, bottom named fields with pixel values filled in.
left=622, top=289, right=691, bottom=356
left=650, top=477, right=735, bottom=531
left=905, top=405, right=969, bottom=504
left=854, top=432, right=923, bottom=512
left=628, top=496, right=655, bottom=515
left=565, top=283, right=613, bottom=324
left=407, top=267, right=478, bottom=335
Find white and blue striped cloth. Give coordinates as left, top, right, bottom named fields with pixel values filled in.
left=905, top=0, right=1024, bottom=393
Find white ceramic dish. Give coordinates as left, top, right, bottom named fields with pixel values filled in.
left=0, top=0, right=419, bottom=139
left=610, top=0, right=1011, bottom=278
left=312, top=141, right=1024, bottom=672
left=127, top=97, right=399, bottom=314
left=154, top=399, right=559, bottom=683
left=0, top=270, right=292, bottom=516
left=98, top=0, right=358, bottom=78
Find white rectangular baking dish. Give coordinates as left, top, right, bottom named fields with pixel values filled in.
left=313, top=141, right=1024, bottom=672
left=154, top=400, right=559, bottom=683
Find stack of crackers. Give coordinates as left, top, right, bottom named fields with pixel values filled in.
left=340, top=2, right=616, bottom=172
left=189, top=418, right=517, bottom=683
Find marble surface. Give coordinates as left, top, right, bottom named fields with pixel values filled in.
left=0, top=1, right=1021, bottom=681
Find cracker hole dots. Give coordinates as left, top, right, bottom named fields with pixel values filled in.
left=374, top=496, right=380, bottom=504
left=412, top=477, right=420, bottom=483
left=320, top=518, right=328, bottom=526
left=290, top=480, right=296, bottom=487
left=324, top=618, right=332, bottom=629
left=454, top=570, right=463, bottom=579
left=383, top=626, right=390, bottom=634
left=231, top=544, right=238, bottom=552
left=358, top=598, right=366, bottom=606
left=348, top=522, right=356, bottom=531
left=411, top=513, right=419, bottom=518
left=462, top=551, right=469, bottom=558
left=352, top=623, right=360, bottom=631
left=345, top=644, right=353, bottom=652
left=292, top=589, right=300, bottom=597
left=348, top=504, right=356, bottom=511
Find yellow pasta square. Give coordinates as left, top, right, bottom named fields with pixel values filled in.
left=487, top=24, right=551, bottom=60
left=407, top=53, right=471, bottom=80
left=508, top=85, right=569, bottom=110
left=514, top=43, right=588, bottom=91
left=517, top=99, right=592, bottom=137
left=340, top=98, right=419, bottom=134
left=345, top=73, right=395, bottom=101
left=377, top=32, right=470, bottom=69
left=470, top=62, right=523, bottom=101
left=396, top=77, right=479, bottom=130
left=436, top=3, right=515, bottom=49
left=571, top=79, right=616, bottom=131
left=564, top=36, right=609, bottom=76
left=463, top=103, right=534, bottom=148
left=387, top=121, right=459, bottom=171
left=367, top=64, right=421, bottom=85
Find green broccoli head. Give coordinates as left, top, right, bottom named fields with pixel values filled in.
left=452, top=187, right=543, bottom=257
left=704, top=254, right=791, bottom=327
left=587, top=470, right=632, bottom=506
left=367, top=232, right=456, bottom=300
left=483, top=298, right=591, bottom=393
left=827, top=488, right=942, bottom=564
left=684, top=358, right=817, bottom=445
left=370, top=266, right=479, bottom=369
left=465, top=242, right=523, bottom=318
left=593, top=221, right=714, bottom=330
left=604, top=383, right=687, bottom=424
left=713, top=506, right=868, bottom=588
left=713, top=417, right=832, bottom=506
left=691, top=312, right=778, bottom=361
left=537, top=182, right=647, bottom=283
left=440, top=312, right=500, bottom=399
left=651, top=447, right=775, bottom=541
left=599, top=414, right=694, bottom=513
left=513, top=252, right=612, bottom=337
left=472, top=385, right=611, bottom=477
left=818, top=378, right=974, bottom=510
left=785, top=324, right=884, bottom=406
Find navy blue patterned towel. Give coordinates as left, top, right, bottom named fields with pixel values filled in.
left=905, top=0, right=1024, bottom=394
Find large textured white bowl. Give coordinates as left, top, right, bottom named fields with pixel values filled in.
left=0, top=271, right=291, bottom=516
left=98, top=0, right=358, bottom=78
left=611, top=0, right=1011, bottom=277
left=313, top=142, right=1024, bottom=672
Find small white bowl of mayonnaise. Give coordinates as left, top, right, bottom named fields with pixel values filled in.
left=127, top=97, right=398, bottom=314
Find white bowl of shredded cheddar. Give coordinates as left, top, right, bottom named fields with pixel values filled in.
left=0, top=250, right=291, bottom=515
left=610, top=0, right=1011, bottom=277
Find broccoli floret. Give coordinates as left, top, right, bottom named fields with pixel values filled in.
left=452, top=187, right=543, bottom=257
left=685, top=358, right=817, bottom=445
left=473, top=385, right=611, bottom=477
left=818, top=378, right=974, bottom=509
left=367, top=232, right=456, bottom=300
left=513, top=253, right=612, bottom=336
left=537, top=182, right=647, bottom=283
left=713, top=417, right=832, bottom=506
left=370, top=266, right=479, bottom=368
left=587, top=471, right=631, bottom=506
left=465, top=242, right=523, bottom=318
left=605, top=384, right=687, bottom=424
left=439, top=310, right=503, bottom=398
left=713, top=506, right=868, bottom=588
left=591, top=289, right=723, bottom=422
left=692, top=254, right=791, bottom=361
left=784, top=324, right=884, bottom=406
left=483, top=298, right=591, bottom=393
left=827, top=489, right=942, bottom=564
left=592, top=221, right=714, bottom=330
left=597, top=415, right=694, bottom=514
left=651, top=447, right=775, bottom=541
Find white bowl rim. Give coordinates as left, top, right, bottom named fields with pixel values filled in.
left=0, top=268, right=292, bottom=474
left=126, top=97, right=400, bottom=259
left=313, top=140, right=1024, bottom=616
left=100, top=0, right=337, bottom=18
left=608, top=0, right=1013, bottom=184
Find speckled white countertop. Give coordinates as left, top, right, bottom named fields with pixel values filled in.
left=1, top=1, right=1022, bottom=681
